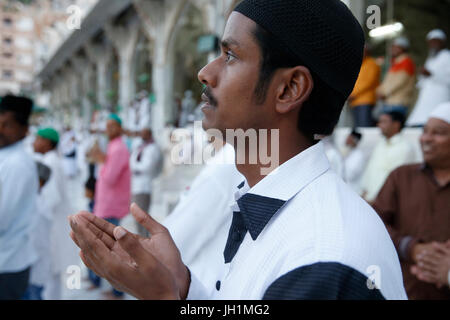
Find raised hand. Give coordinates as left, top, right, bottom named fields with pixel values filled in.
left=410, top=242, right=450, bottom=288
left=69, top=203, right=190, bottom=300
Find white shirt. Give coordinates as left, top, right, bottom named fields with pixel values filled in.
left=187, top=142, right=407, bottom=300
left=344, top=147, right=366, bottom=194
left=0, top=141, right=39, bottom=273
left=164, top=144, right=243, bottom=294
left=59, top=130, right=78, bottom=177
left=29, top=193, right=52, bottom=286
left=130, top=142, right=162, bottom=194
left=37, top=150, right=77, bottom=274
left=407, top=49, right=450, bottom=126
left=322, top=137, right=344, bottom=178
left=361, top=132, right=417, bottom=202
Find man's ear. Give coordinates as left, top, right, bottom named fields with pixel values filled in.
left=275, top=66, right=314, bottom=114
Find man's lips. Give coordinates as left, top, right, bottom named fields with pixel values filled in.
left=201, top=93, right=216, bottom=109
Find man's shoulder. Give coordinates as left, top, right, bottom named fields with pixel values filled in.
left=110, top=138, right=129, bottom=153
left=390, top=163, right=422, bottom=178
left=365, top=56, right=380, bottom=69
left=279, top=170, right=376, bottom=235
left=438, top=49, right=450, bottom=59
left=1, top=146, right=35, bottom=171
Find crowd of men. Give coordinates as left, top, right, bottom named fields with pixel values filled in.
left=0, top=96, right=162, bottom=300
left=349, top=29, right=450, bottom=128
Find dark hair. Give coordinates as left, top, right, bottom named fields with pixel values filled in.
left=0, top=95, right=33, bottom=126
left=252, top=24, right=345, bottom=142
left=85, top=177, right=96, bottom=192
left=50, top=140, right=58, bottom=150
left=350, top=128, right=362, bottom=141
left=0, top=108, right=29, bottom=126
left=383, top=111, right=406, bottom=130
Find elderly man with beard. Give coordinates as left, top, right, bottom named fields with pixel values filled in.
left=373, top=102, right=450, bottom=299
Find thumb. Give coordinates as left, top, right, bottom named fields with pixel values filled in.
left=130, top=202, right=168, bottom=235
left=113, top=226, right=156, bottom=267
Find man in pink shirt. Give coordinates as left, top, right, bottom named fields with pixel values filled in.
left=88, top=113, right=131, bottom=299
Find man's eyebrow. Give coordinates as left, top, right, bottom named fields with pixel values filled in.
left=221, top=38, right=241, bottom=49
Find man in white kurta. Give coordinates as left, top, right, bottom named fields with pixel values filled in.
left=343, top=130, right=367, bottom=194
left=361, top=112, right=417, bottom=202
left=130, top=128, right=162, bottom=237
left=407, top=29, right=450, bottom=127
left=33, top=128, right=77, bottom=299
left=25, top=162, right=52, bottom=300
left=0, top=95, right=38, bottom=300
left=59, top=127, right=78, bottom=178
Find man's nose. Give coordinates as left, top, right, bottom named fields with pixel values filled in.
left=198, top=60, right=217, bottom=88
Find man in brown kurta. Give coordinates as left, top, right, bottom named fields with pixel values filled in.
left=372, top=102, right=450, bottom=300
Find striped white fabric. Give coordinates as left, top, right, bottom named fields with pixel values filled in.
left=187, top=142, right=407, bottom=300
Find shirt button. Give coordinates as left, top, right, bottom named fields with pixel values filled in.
left=216, top=280, right=221, bottom=291
left=232, top=231, right=241, bottom=242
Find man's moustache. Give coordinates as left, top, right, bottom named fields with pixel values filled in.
left=202, top=87, right=218, bottom=107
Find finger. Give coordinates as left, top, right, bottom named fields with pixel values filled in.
left=70, top=230, right=82, bottom=249
left=420, top=251, right=444, bottom=266
left=79, top=250, right=105, bottom=279
left=417, top=261, right=436, bottom=273
left=70, top=215, right=114, bottom=263
left=83, top=218, right=116, bottom=250
left=69, top=216, right=91, bottom=252
left=70, top=219, right=114, bottom=251
left=416, top=270, right=437, bottom=284
left=430, top=242, right=448, bottom=254
left=131, top=202, right=167, bottom=235
left=418, top=251, right=439, bottom=265
left=114, top=226, right=158, bottom=267
left=78, top=212, right=116, bottom=238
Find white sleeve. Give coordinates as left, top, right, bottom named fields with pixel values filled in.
left=130, top=146, right=159, bottom=174
left=429, top=53, right=450, bottom=87
left=447, top=270, right=450, bottom=287
left=186, top=270, right=210, bottom=300
left=0, top=160, right=38, bottom=234
left=345, top=152, right=365, bottom=183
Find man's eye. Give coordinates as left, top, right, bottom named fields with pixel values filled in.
left=225, top=51, right=236, bottom=62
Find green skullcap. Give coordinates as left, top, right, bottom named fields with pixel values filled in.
left=37, top=127, right=59, bottom=143
left=108, top=113, right=122, bottom=126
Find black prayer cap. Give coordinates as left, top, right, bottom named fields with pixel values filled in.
left=0, top=95, right=33, bottom=125
left=234, top=0, right=365, bottom=101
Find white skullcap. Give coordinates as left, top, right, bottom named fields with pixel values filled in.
left=426, top=29, right=447, bottom=41
left=429, top=102, right=450, bottom=124
left=393, top=37, right=410, bottom=49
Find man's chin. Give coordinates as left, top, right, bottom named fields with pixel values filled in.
left=201, top=119, right=214, bottom=132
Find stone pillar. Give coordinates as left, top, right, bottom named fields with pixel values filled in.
left=72, top=55, right=94, bottom=126
left=133, top=0, right=189, bottom=141
left=105, top=17, right=140, bottom=123
left=84, top=39, right=113, bottom=110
